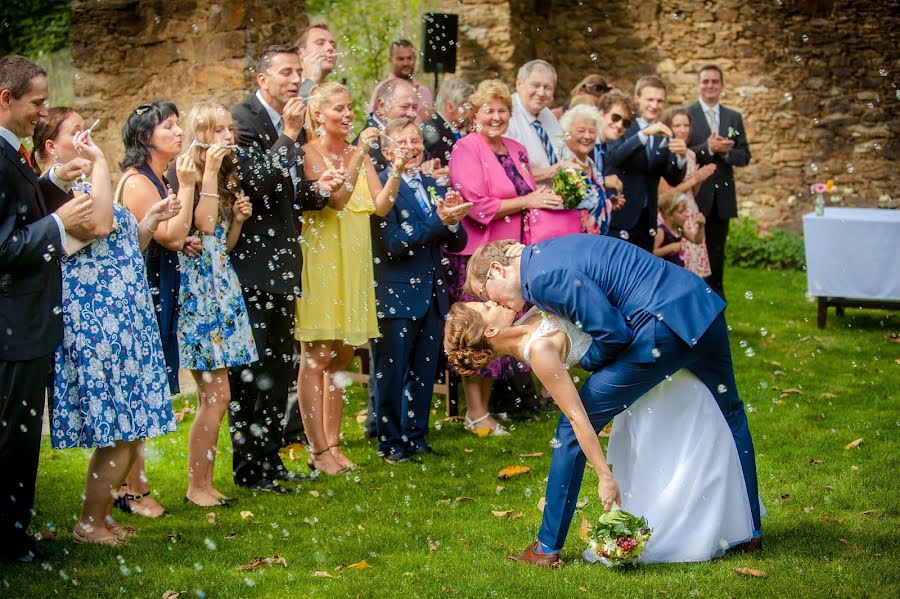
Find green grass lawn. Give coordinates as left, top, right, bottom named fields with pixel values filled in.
left=2, top=267, right=898, bottom=598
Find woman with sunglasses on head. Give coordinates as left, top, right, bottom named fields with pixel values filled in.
left=552, top=74, right=611, bottom=119
left=117, top=100, right=197, bottom=518
left=167, top=101, right=258, bottom=506
left=33, top=108, right=181, bottom=545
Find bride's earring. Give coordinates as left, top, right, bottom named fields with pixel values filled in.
left=316, top=118, right=325, bottom=138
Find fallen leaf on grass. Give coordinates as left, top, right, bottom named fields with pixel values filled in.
left=599, top=424, right=613, bottom=438
left=512, top=512, right=524, bottom=519
left=850, top=465, right=859, bottom=471
left=781, top=388, right=802, bottom=395
left=844, top=438, right=863, bottom=450
left=238, top=556, right=288, bottom=571
left=518, top=452, right=544, bottom=458
left=576, top=500, right=588, bottom=509
left=443, top=415, right=464, bottom=423
left=436, top=499, right=452, bottom=506
left=283, top=443, right=305, bottom=461
left=491, top=510, right=513, bottom=518
left=240, top=510, right=254, bottom=520
left=497, top=465, right=531, bottom=479
left=809, top=459, right=824, bottom=465
left=455, top=496, right=474, bottom=503
left=733, top=567, right=767, bottom=578
left=579, top=518, right=593, bottom=543
left=472, top=428, right=493, bottom=438
left=309, top=490, right=320, bottom=497
left=162, top=592, right=183, bottom=599
left=819, top=392, right=837, bottom=399
left=406, top=482, right=417, bottom=489
left=313, top=571, right=337, bottom=578
left=428, top=538, right=437, bottom=553
left=225, top=532, right=238, bottom=540
left=495, top=485, right=505, bottom=494
left=839, top=538, right=849, bottom=545
left=345, top=560, right=370, bottom=571
left=206, top=512, right=217, bottom=524
left=803, top=506, right=814, bottom=513
left=463, top=448, right=474, bottom=453
left=821, top=514, right=843, bottom=523
left=538, top=497, right=546, bottom=512
left=772, top=370, right=786, bottom=377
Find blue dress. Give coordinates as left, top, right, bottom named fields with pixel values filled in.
left=51, top=204, right=178, bottom=449
left=138, top=164, right=181, bottom=394
left=178, top=216, right=258, bottom=370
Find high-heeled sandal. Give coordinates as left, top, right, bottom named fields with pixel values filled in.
left=114, top=488, right=167, bottom=517
left=464, top=413, right=511, bottom=437
left=107, top=523, right=135, bottom=542
left=328, top=444, right=357, bottom=470
left=307, top=448, right=349, bottom=475
left=72, top=524, right=125, bottom=547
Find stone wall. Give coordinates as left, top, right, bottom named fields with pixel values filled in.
left=71, top=0, right=303, bottom=172
left=444, top=0, right=900, bottom=229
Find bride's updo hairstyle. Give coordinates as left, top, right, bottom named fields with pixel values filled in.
left=444, top=303, right=497, bottom=376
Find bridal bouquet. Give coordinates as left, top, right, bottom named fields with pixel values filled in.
left=588, top=507, right=652, bottom=566
left=551, top=167, right=588, bottom=210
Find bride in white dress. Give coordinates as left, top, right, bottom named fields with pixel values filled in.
left=444, top=301, right=756, bottom=563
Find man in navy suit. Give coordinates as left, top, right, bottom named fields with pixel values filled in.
left=605, top=76, right=687, bottom=252
left=0, top=55, right=92, bottom=562
left=371, top=118, right=470, bottom=463
left=687, top=65, right=751, bottom=299
left=467, top=236, right=761, bottom=566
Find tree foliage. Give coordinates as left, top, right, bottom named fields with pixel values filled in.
left=0, top=0, right=70, bottom=57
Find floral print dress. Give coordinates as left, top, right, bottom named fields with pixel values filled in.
left=51, top=204, right=177, bottom=449
left=177, top=215, right=258, bottom=371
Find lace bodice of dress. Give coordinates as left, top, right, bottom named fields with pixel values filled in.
left=519, top=307, right=592, bottom=369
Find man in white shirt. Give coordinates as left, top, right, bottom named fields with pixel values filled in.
left=687, top=64, right=751, bottom=299
left=506, top=60, right=578, bottom=184
left=369, top=40, right=434, bottom=124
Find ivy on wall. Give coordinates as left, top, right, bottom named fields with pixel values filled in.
left=0, top=0, right=70, bottom=57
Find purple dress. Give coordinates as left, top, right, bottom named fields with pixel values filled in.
left=659, top=223, right=685, bottom=267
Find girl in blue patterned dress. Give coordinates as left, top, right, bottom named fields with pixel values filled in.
left=34, top=108, right=181, bottom=546
left=176, top=101, right=258, bottom=507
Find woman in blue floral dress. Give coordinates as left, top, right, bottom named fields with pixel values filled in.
left=175, top=101, right=257, bottom=507
left=33, top=108, right=181, bottom=546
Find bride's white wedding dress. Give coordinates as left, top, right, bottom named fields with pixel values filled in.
left=520, top=308, right=756, bottom=563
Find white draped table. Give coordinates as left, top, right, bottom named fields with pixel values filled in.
left=803, top=207, right=900, bottom=327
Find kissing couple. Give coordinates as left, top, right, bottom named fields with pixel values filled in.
left=444, top=235, right=763, bottom=567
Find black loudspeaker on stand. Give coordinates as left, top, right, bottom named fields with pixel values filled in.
left=422, top=12, right=458, bottom=94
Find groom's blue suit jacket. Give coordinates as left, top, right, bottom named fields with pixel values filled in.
left=520, top=235, right=726, bottom=370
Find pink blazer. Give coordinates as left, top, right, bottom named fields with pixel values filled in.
left=448, top=133, right=536, bottom=255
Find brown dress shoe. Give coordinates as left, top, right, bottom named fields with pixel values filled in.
left=508, top=541, right=562, bottom=568
left=735, top=537, right=763, bottom=553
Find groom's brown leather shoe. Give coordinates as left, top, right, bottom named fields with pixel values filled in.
left=508, top=542, right=562, bottom=568
left=735, top=537, right=763, bottom=554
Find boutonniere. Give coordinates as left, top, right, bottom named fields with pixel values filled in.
left=727, top=126, right=737, bottom=138
left=426, top=186, right=439, bottom=205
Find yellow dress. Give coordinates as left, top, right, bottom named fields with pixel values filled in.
left=295, top=167, right=380, bottom=346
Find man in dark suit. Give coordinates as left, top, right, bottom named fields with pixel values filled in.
left=0, top=55, right=91, bottom=562
left=229, top=45, right=333, bottom=493
left=370, top=118, right=470, bottom=463
left=358, top=77, right=419, bottom=173
left=605, top=76, right=687, bottom=252
left=687, top=64, right=751, bottom=299
left=422, top=76, right=473, bottom=166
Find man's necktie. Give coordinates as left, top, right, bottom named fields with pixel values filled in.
left=18, top=145, right=33, bottom=168
left=407, top=177, right=432, bottom=214
left=275, top=116, right=284, bottom=136
left=531, top=119, right=558, bottom=165
left=645, top=135, right=657, bottom=162
left=593, top=143, right=604, bottom=173
left=707, top=109, right=719, bottom=135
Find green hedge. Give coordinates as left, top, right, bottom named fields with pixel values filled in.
left=725, top=218, right=806, bottom=270
left=0, top=1, right=70, bottom=57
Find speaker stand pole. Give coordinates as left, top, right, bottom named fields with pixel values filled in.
left=434, top=72, right=439, bottom=98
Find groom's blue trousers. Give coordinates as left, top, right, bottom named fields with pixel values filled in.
left=538, top=312, right=761, bottom=550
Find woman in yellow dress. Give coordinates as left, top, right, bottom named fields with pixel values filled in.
left=296, top=82, right=407, bottom=475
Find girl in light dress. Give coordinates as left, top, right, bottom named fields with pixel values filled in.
left=34, top=108, right=181, bottom=546
left=176, top=101, right=258, bottom=507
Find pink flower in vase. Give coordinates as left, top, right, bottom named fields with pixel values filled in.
left=811, top=183, right=827, bottom=194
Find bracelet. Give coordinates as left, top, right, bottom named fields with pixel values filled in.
left=388, top=170, right=402, bottom=180
left=199, top=192, right=219, bottom=199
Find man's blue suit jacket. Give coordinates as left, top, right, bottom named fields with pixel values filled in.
left=520, top=235, right=725, bottom=370
left=371, top=171, right=467, bottom=320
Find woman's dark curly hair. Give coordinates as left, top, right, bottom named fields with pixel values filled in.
left=120, top=100, right=179, bottom=171
left=443, top=303, right=497, bottom=377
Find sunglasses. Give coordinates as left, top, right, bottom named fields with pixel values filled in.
left=477, top=268, right=494, bottom=302
left=133, top=104, right=154, bottom=116
left=610, top=113, right=633, bottom=129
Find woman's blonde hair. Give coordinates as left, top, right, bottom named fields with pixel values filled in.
left=304, top=81, right=351, bottom=142
left=443, top=303, right=497, bottom=376
left=182, top=101, right=241, bottom=222
left=467, top=79, right=513, bottom=122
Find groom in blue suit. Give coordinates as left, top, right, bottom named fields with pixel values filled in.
left=467, top=235, right=761, bottom=566
left=371, top=119, right=470, bottom=462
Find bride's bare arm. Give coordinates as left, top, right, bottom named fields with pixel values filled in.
left=529, top=337, right=623, bottom=510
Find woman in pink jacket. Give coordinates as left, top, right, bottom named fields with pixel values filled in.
left=446, top=79, right=562, bottom=436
